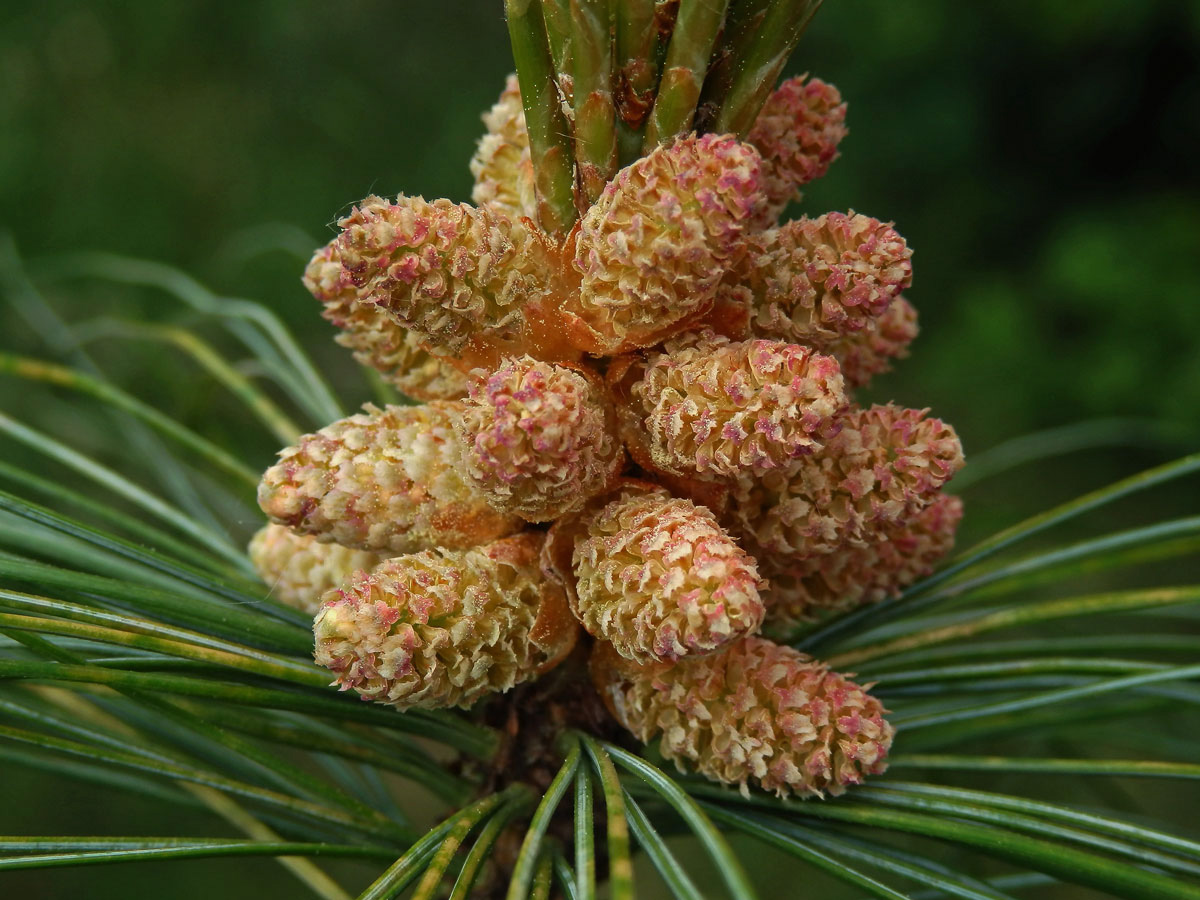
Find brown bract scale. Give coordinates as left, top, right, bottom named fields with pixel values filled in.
left=761, top=492, right=963, bottom=634
left=331, top=194, right=553, bottom=357
left=748, top=75, right=849, bottom=228
left=563, top=134, right=764, bottom=354
left=314, top=533, right=577, bottom=710
left=570, top=486, right=764, bottom=664
left=824, top=296, right=919, bottom=390
left=591, top=637, right=894, bottom=797
left=629, top=330, right=847, bottom=477
left=470, top=74, right=538, bottom=221
left=727, top=403, right=964, bottom=558
left=459, top=356, right=624, bottom=522
left=724, top=212, right=912, bottom=351
left=248, top=524, right=386, bottom=616
left=257, top=401, right=520, bottom=554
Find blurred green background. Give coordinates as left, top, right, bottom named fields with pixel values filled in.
left=1, top=0, right=1198, bottom=897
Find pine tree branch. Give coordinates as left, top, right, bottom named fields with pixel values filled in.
left=571, top=0, right=618, bottom=204
left=507, top=0, right=580, bottom=233
left=644, top=0, right=731, bottom=148
left=707, top=0, right=822, bottom=136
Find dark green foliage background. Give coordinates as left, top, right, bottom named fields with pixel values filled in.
left=0, top=1, right=1197, bottom=897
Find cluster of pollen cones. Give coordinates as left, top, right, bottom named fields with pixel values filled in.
left=251, top=73, right=965, bottom=800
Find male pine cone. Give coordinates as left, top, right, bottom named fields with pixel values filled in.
left=314, top=534, right=577, bottom=709
left=249, top=524, right=385, bottom=615
left=591, top=637, right=894, bottom=798
left=568, top=486, right=765, bottom=664
left=247, top=58, right=970, bottom=807
left=257, top=401, right=519, bottom=554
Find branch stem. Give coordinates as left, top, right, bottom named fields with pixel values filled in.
left=572, top=0, right=618, bottom=203
left=643, top=0, right=731, bottom=148
left=708, top=0, right=822, bottom=136
left=507, top=0, right=580, bottom=234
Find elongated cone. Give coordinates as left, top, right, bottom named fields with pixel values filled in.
left=762, top=493, right=963, bottom=633
left=591, top=636, right=894, bottom=797
left=382, top=332, right=473, bottom=401
left=728, top=212, right=913, bottom=350
left=257, top=401, right=520, bottom=554
left=314, top=533, right=577, bottom=709
left=728, top=403, right=964, bottom=557
left=470, top=74, right=538, bottom=221
left=564, top=134, right=763, bottom=354
left=824, top=296, right=918, bottom=390
left=331, top=194, right=552, bottom=356
left=304, top=243, right=468, bottom=400
left=747, top=75, right=848, bottom=228
left=459, top=356, right=624, bottom=522
left=570, top=486, right=764, bottom=664
left=629, top=330, right=847, bottom=477
left=248, top=524, right=386, bottom=615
